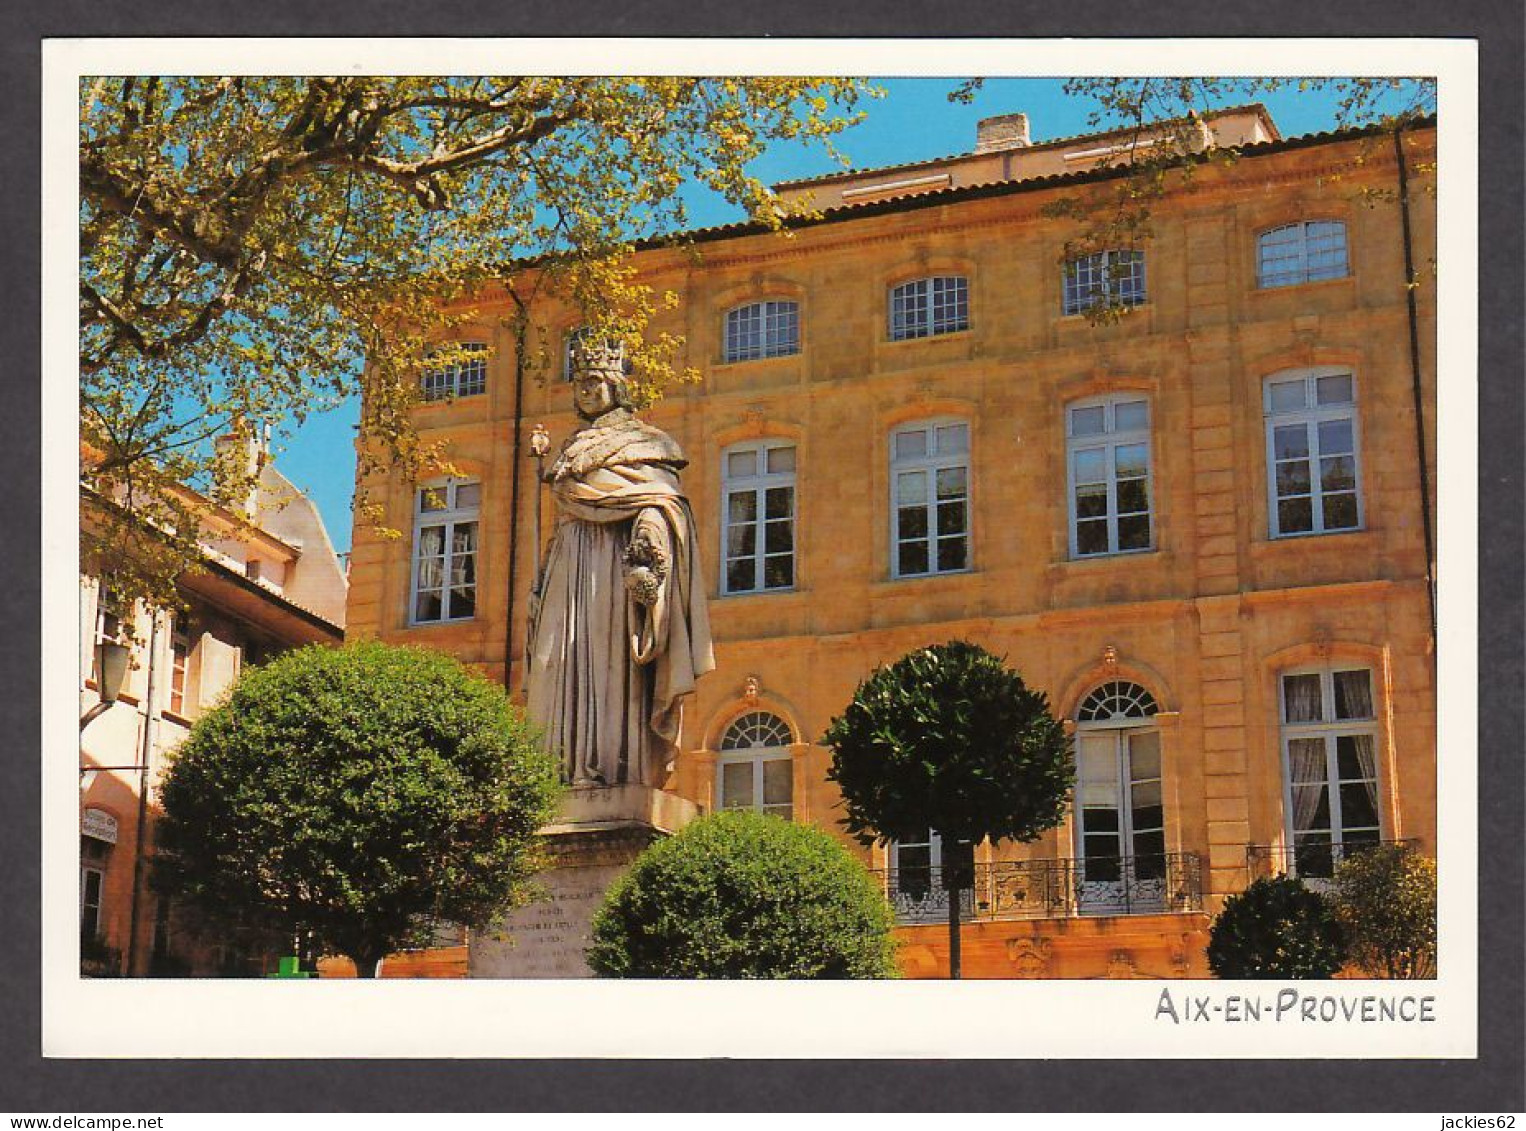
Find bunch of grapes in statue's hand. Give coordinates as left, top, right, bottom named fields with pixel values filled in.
left=623, top=529, right=669, bottom=607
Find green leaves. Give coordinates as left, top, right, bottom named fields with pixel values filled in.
left=81, top=76, right=877, bottom=613
left=587, top=810, right=897, bottom=979
left=155, top=640, right=560, bottom=970
left=1207, top=876, right=1346, bottom=979
left=822, top=641, right=1073, bottom=848
left=1330, top=844, right=1436, bottom=978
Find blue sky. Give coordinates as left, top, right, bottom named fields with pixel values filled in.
left=272, top=78, right=1397, bottom=556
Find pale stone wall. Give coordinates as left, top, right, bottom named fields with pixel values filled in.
left=346, top=124, right=1437, bottom=978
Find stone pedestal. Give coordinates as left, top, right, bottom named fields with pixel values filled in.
left=468, top=784, right=701, bottom=978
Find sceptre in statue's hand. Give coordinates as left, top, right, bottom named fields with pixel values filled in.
left=528, top=424, right=551, bottom=598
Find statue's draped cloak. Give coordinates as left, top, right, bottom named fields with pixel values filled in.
left=526, top=414, right=714, bottom=786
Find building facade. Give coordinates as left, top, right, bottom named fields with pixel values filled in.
left=345, top=106, right=1437, bottom=978
left=79, top=449, right=347, bottom=976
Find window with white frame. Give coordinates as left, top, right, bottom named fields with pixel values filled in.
left=887, top=827, right=943, bottom=907
left=410, top=478, right=480, bottom=624
left=1264, top=370, right=1362, bottom=537
left=1073, top=682, right=1165, bottom=898
left=420, top=342, right=487, bottom=402
left=891, top=420, right=969, bottom=578
left=92, top=582, right=124, bottom=687
left=1067, top=395, right=1152, bottom=557
left=1280, top=667, right=1381, bottom=878
left=1062, top=249, right=1146, bottom=316
left=717, top=711, right=793, bottom=819
left=722, top=441, right=796, bottom=595
left=723, top=300, right=799, bottom=362
left=168, top=618, right=190, bottom=715
left=1257, top=221, right=1349, bottom=288
left=889, top=276, right=969, bottom=341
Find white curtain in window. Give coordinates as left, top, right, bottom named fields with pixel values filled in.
left=1350, top=733, right=1379, bottom=809
left=1288, top=738, right=1327, bottom=832
left=1283, top=675, right=1322, bottom=722
left=1334, top=670, right=1374, bottom=718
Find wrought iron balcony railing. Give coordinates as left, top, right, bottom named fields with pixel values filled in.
left=1245, top=839, right=1417, bottom=891
left=874, top=852, right=1204, bottom=925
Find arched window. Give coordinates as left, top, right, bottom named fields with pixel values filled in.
left=420, top=342, right=487, bottom=401
left=1066, top=394, right=1153, bottom=558
left=1073, top=681, right=1165, bottom=913
left=888, top=276, right=969, bottom=340
left=721, top=441, right=796, bottom=595
left=1257, top=221, right=1348, bottom=288
left=890, top=418, right=970, bottom=578
left=723, top=301, right=799, bottom=362
left=718, top=711, right=793, bottom=818
left=1077, top=680, right=1159, bottom=722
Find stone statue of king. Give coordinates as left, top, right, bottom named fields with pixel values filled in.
left=526, top=340, right=714, bottom=789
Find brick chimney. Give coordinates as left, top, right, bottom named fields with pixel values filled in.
left=975, top=112, right=1031, bottom=153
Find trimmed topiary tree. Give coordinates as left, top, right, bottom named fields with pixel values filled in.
left=587, top=810, right=899, bottom=979
left=1331, top=843, right=1437, bottom=978
left=156, top=640, right=560, bottom=977
left=1207, top=875, right=1346, bottom=979
left=821, top=640, right=1072, bottom=977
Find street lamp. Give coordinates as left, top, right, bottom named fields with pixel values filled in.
left=80, top=639, right=130, bottom=732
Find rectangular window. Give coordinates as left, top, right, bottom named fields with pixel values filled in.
left=892, top=421, right=969, bottom=578
left=92, top=583, right=123, bottom=687
left=410, top=479, right=480, bottom=624
left=889, top=276, right=969, bottom=340
left=724, top=301, right=799, bottom=362
left=420, top=343, right=487, bottom=402
left=889, top=828, right=942, bottom=907
left=1067, top=396, right=1153, bottom=557
left=1281, top=667, right=1380, bottom=879
left=168, top=620, right=190, bottom=715
left=718, top=752, right=793, bottom=820
left=80, top=865, right=104, bottom=941
left=722, top=443, right=796, bottom=595
left=1257, top=222, right=1349, bottom=288
left=1265, top=371, right=1362, bottom=537
left=1063, top=250, right=1146, bottom=316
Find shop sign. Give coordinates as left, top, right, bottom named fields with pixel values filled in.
left=81, top=808, right=118, bottom=844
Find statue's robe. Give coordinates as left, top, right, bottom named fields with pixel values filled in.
left=526, top=413, right=714, bottom=787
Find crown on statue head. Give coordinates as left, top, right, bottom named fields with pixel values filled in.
left=569, top=338, right=627, bottom=380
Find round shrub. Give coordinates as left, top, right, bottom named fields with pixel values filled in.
left=157, top=640, right=560, bottom=976
left=587, top=810, right=899, bottom=979
left=822, top=640, right=1072, bottom=847
left=1207, top=875, right=1346, bottom=979
left=1331, top=843, right=1437, bottom=978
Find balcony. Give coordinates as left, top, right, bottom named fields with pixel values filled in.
left=1245, top=839, right=1416, bottom=894
left=874, top=853, right=1204, bottom=925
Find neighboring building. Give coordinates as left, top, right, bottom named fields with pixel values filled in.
left=346, top=105, right=1437, bottom=978
left=79, top=441, right=347, bottom=976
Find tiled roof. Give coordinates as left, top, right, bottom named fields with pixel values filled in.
left=630, top=113, right=1435, bottom=253
left=770, top=103, right=1281, bottom=190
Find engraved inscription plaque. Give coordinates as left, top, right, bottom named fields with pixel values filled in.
left=471, top=863, right=626, bottom=978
